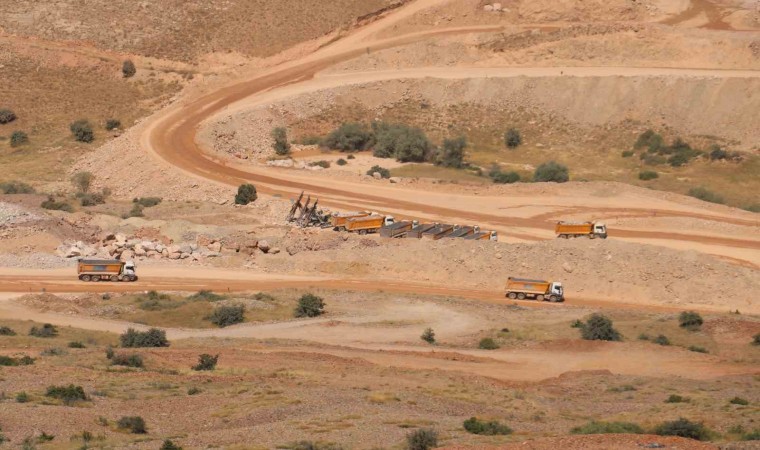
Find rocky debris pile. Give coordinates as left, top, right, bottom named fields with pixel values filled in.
left=0, top=202, right=41, bottom=228
left=266, top=159, right=328, bottom=171
left=483, top=3, right=505, bottom=12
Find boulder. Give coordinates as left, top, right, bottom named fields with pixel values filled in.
left=196, top=235, right=212, bottom=247
left=223, top=240, right=240, bottom=252
left=258, top=240, right=271, bottom=253
left=146, top=250, right=159, bottom=258
left=562, top=262, right=575, bottom=273
left=100, top=232, right=116, bottom=243
left=161, top=248, right=169, bottom=257
left=493, top=2, right=502, bottom=11
left=168, top=245, right=181, bottom=254
left=120, top=249, right=134, bottom=261
left=372, top=171, right=382, bottom=180
left=155, top=243, right=165, bottom=253
left=204, top=251, right=221, bottom=258
left=179, top=244, right=193, bottom=254
left=269, top=247, right=281, bottom=255
left=168, top=252, right=181, bottom=260
left=483, top=4, right=494, bottom=11
left=141, top=241, right=156, bottom=251
left=389, top=177, right=401, bottom=184
left=115, top=233, right=127, bottom=244
left=208, top=241, right=222, bottom=253
left=83, top=246, right=98, bottom=257
left=65, top=246, right=82, bottom=258
left=134, top=245, right=146, bottom=257
left=180, top=253, right=191, bottom=259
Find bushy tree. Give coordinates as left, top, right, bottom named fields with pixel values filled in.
left=111, top=353, right=144, bottom=368
left=0, top=326, right=17, bottom=336
left=10, top=131, right=29, bottom=147
left=679, top=311, right=703, bottom=331
left=30, top=323, right=58, bottom=338
left=463, top=417, right=512, bottom=435
left=70, top=120, right=94, bottom=143
left=436, top=136, right=466, bottom=168
left=234, top=183, right=257, bottom=205
left=71, top=171, right=95, bottom=193
left=366, top=165, right=390, bottom=179
left=580, top=314, right=621, bottom=341
left=634, top=129, right=664, bottom=153
left=208, top=305, right=244, bottom=327
left=654, top=418, right=711, bottom=441
left=533, top=161, right=569, bottom=183
left=0, top=108, right=17, bottom=124
left=160, top=440, right=183, bottom=450
left=752, top=333, right=760, bottom=346
left=478, top=337, right=499, bottom=350
left=688, top=186, right=724, bottom=204
left=41, top=197, right=74, bottom=212
left=653, top=335, right=671, bottom=346
left=406, top=428, right=437, bottom=450
left=105, top=119, right=121, bottom=131
left=0, top=181, right=34, bottom=194
left=119, top=328, right=169, bottom=348
left=373, top=122, right=431, bottom=162
left=272, top=127, right=291, bottom=156
left=323, top=122, right=373, bottom=152
left=489, top=165, right=520, bottom=184
left=122, top=60, right=137, bottom=78
left=294, top=293, right=325, bottom=318
left=504, top=128, right=522, bottom=148
left=46, top=384, right=87, bottom=404
left=117, top=416, right=146, bottom=434
left=192, top=354, right=219, bottom=371
left=639, top=170, right=658, bottom=181
left=421, top=328, right=435, bottom=344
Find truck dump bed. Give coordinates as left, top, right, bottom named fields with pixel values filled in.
left=422, top=224, right=454, bottom=240
left=346, top=215, right=385, bottom=232
left=505, top=277, right=551, bottom=294
left=78, top=259, right=124, bottom=274
left=331, top=211, right=369, bottom=228
left=447, top=226, right=474, bottom=238
left=555, top=221, right=593, bottom=235
left=380, top=221, right=413, bottom=238
left=465, top=231, right=490, bottom=240
left=402, top=223, right=435, bottom=239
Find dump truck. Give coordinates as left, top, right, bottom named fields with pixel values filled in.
left=345, top=214, right=394, bottom=234
left=422, top=224, right=454, bottom=240
left=402, top=223, right=436, bottom=239
left=380, top=220, right=417, bottom=238
left=465, top=230, right=498, bottom=241
left=331, top=211, right=370, bottom=230
left=555, top=221, right=607, bottom=239
left=447, top=226, right=476, bottom=239
left=504, top=277, right=564, bottom=302
left=78, top=259, right=137, bottom=282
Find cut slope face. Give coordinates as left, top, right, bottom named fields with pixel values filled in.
left=0, top=0, right=398, bottom=62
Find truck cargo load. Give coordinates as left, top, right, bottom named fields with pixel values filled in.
left=345, top=214, right=394, bottom=234
left=422, top=224, right=454, bottom=240
left=504, top=277, right=563, bottom=302
left=380, top=220, right=416, bottom=238
left=555, top=221, right=607, bottom=239
left=402, top=223, right=436, bottom=239
left=77, top=259, right=137, bottom=282
left=447, top=226, right=475, bottom=238
left=465, top=230, right=498, bottom=241
left=331, top=211, right=370, bottom=230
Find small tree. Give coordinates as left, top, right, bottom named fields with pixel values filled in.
left=679, top=311, right=703, bottom=331
left=436, top=136, right=466, bottom=168
left=30, top=323, right=58, bottom=338
left=70, top=120, right=94, bottom=143
left=10, top=131, right=29, bottom=147
left=117, top=416, right=146, bottom=434
left=105, top=119, right=122, bottom=131
left=323, top=122, right=373, bottom=152
left=272, top=127, right=291, bottom=156
left=122, top=60, right=137, bottom=78
left=0, top=326, right=17, bottom=336
left=654, top=418, right=711, bottom=441
left=639, top=170, right=658, bottom=181
left=160, top=440, right=183, bottom=450
left=294, top=293, right=325, bottom=318
left=478, top=337, right=499, bottom=350
left=504, top=128, right=522, bottom=148
left=234, top=183, right=257, bottom=205
left=580, top=314, right=621, bottom=341
left=463, top=417, right=512, bottom=435
left=421, top=328, right=435, bottom=344
left=653, top=335, right=671, bottom=346
left=752, top=333, right=760, bottom=346
left=111, top=353, right=144, bottom=368
left=192, top=354, right=219, bottom=371
left=0, top=108, right=17, bottom=124
left=367, top=165, right=391, bottom=179
left=119, top=328, right=169, bottom=348
left=46, top=385, right=87, bottom=405
left=71, top=171, right=95, bottom=193
left=406, top=428, right=437, bottom=450
left=533, top=161, right=569, bottom=183
left=208, top=305, right=244, bottom=328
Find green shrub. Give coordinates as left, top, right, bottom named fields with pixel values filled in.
left=533, top=161, right=569, bottom=183
left=653, top=418, right=711, bottom=441
left=192, top=354, right=219, bottom=371
left=122, top=60, right=136, bottom=78
left=0, top=108, right=17, bottom=124
left=70, top=120, right=94, bottom=143
left=580, top=314, right=621, bottom=341
left=309, top=160, right=331, bottom=168
left=10, top=130, right=29, bottom=147
left=67, top=341, right=85, bottom=349
left=105, top=346, right=115, bottom=359
left=570, top=319, right=584, bottom=329
left=16, top=391, right=29, bottom=403
left=117, top=416, right=146, bottom=434
left=406, top=428, right=437, bottom=450
left=688, top=186, right=724, bottom=204
left=373, top=122, right=431, bottom=162
left=753, top=333, right=760, bottom=346
left=71, top=171, right=94, bottom=193
left=491, top=170, right=520, bottom=184
left=289, top=442, right=344, bottom=450
left=346, top=154, right=355, bottom=160
left=570, top=421, right=644, bottom=434
left=299, top=135, right=322, bottom=146
left=119, top=328, right=169, bottom=348
left=111, top=353, right=144, bottom=368
left=208, top=305, right=244, bottom=327
left=105, top=119, right=121, bottom=131
left=688, top=345, right=708, bottom=354
left=336, top=158, right=347, bottom=166
left=137, top=291, right=173, bottom=311
left=638, top=333, right=650, bottom=341
left=29, top=323, right=58, bottom=338
left=709, top=145, right=728, bottom=161
left=729, top=397, right=749, bottom=406
left=608, top=384, right=636, bottom=392
left=742, top=429, right=760, bottom=441
left=679, top=311, right=703, bottom=330
left=272, top=127, right=291, bottom=156
left=0, top=326, right=17, bottom=336
left=46, top=384, right=87, bottom=404
left=743, top=204, right=760, bottom=213
left=421, top=328, right=435, bottom=344
left=187, top=290, right=226, bottom=302
left=133, top=197, right=162, bottom=207
left=41, top=347, right=66, bottom=356
left=324, top=123, right=373, bottom=152
left=41, top=196, right=73, bottom=212
left=187, top=387, right=201, bottom=395
left=235, top=183, right=257, bottom=205
left=642, top=153, right=666, bottom=165
left=367, top=165, right=390, bottom=179
left=436, top=136, right=466, bottom=168
left=79, top=192, right=105, bottom=206
left=0, top=355, right=34, bottom=366
left=504, top=128, right=522, bottom=148
left=463, top=417, right=512, bottom=435
left=653, top=335, right=671, bottom=346
left=0, top=181, right=34, bottom=194
left=478, top=337, right=499, bottom=350
left=126, top=203, right=144, bottom=218
left=639, top=170, right=658, bottom=181
left=621, top=150, right=634, bottom=158
left=295, top=293, right=325, bottom=318
left=160, top=440, right=183, bottom=450
left=665, top=394, right=688, bottom=403
left=634, top=130, right=663, bottom=152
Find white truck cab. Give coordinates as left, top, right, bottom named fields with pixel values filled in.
left=384, top=216, right=395, bottom=226
left=594, top=223, right=608, bottom=239
left=122, top=261, right=136, bottom=280
left=489, top=231, right=498, bottom=241
left=550, top=282, right=564, bottom=300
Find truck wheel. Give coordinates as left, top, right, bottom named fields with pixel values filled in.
left=110, top=275, right=119, bottom=282
left=507, top=292, right=517, bottom=299
left=536, top=295, right=544, bottom=301
left=91, top=275, right=99, bottom=282
left=359, top=230, right=367, bottom=235
left=80, top=275, right=90, bottom=282
left=549, top=295, right=558, bottom=302
left=517, top=293, right=526, bottom=300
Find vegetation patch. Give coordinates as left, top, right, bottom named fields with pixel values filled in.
left=119, top=328, right=169, bottom=348
left=192, top=354, right=219, bottom=371
left=570, top=421, right=643, bottom=434
left=235, top=183, right=257, bottom=205
left=111, top=353, right=144, bottom=368
left=46, top=384, right=87, bottom=405
left=117, top=416, right=146, bottom=434
left=654, top=418, right=711, bottom=441
left=463, top=417, right=512, bottom=435
left=478, top=337, right=499, bottom=350
left=295, top=293, right=325, bottom=318
left=406, top=428, right=437, bottom=450
left=579, top=314, right=621, bottom=341
left=533, top=161, right=569, bottom=183
left=0, top=355, right=34, bottom=366
left=679, top=311, right=703, bottom=331
left=29, top=323, right=58, bottom=338
left=420, top=328, right=435, bottom=344
left=208, top=305, right=245, bottom=327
